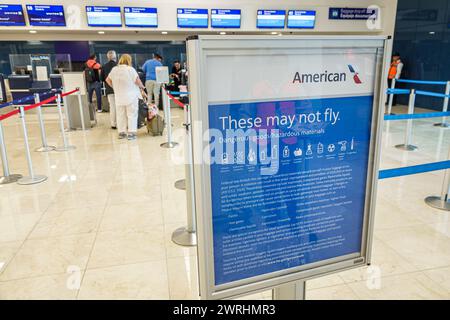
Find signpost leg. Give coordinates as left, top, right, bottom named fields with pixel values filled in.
left=174, top=179, right=186, bottom=190
left=395, top=89, right=417, bottom=151
left=161, top=87, right=179, bottom=149
left=387, top=78, right=396, bottom=115
left=34, top=93, right=56, bottom=152
left=62, top=93, right=72, bottom=131
left=0, top=122, right=22, bottom=184
left=55, top=94, right=76, bottom=152
left=17, top=107, right=47, bottom=185
left=76, top=89, right=86, bottom=131
left=425, top=148, right=450, bottom=211
left=273, top=281, right=306, bottom=300
left=434, top=81, right=450, bottom=128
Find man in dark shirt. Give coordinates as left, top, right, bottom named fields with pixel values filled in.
left=102, top=50, right=118, bottom=129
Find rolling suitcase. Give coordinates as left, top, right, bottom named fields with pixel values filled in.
left=137, top=99, right=148, bottom=129
left=147, top=114, right=164, bottom=136
left=102, top=94, right=110, bottom=112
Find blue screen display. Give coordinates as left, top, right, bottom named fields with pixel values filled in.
left=257, top=10, right=286, bottom=28
left=208, top=95, right=373, bottom=285
left=86, top=6, right=122, bottom=27
left=177, top=8, right=208, bottom=28
left=211, top=9, right=241, bottom=28
left=287, top=10, right=316, bottom=29
left=124, top=7, right=158, bottom=28
left=26, top=5, right=66, bottom=27
left=0, top=4, right=25, bottom=26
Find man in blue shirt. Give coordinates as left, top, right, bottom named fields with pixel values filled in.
left=142, top=53, right=163, bottom=107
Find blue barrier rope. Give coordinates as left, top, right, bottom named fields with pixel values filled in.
left=379, top=160, right=450, bottom=179
left=396, top=79, right=448, bottom=86
left=415, top=90, right=450, bottom=99
left=168, top=91, right=190, bottom=95
left=0, top=89, right=58, bottom=110
left=386, top=88, right=410, bottom=95
left=384, top=111, right=450, bottom=121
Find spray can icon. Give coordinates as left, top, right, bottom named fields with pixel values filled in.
left=283, top=146, right=290, bottom=158
left=317, top=143, right=324, bottom=154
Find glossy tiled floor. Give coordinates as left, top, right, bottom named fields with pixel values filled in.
left=0, top=104, right=449, bottom=300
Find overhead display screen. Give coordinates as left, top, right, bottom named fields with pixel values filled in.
left=177, top=8, right=208, bottom=28
left=124, top=7, right=158, bottom=28
left=287, top=10, right=316, bottom=29
left=211, top=9, right=241, bottom=28
left=257, top=10, right=286, bottom=28
left=26, top=5, right=66, bottom=27
left=0, top=4, right=26, bottom=26
left=86, top=6, right=122, bottom=27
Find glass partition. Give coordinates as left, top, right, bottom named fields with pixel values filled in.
left=9, top=53, right=72, bottom=79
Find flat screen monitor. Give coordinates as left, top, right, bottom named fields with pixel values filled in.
left=124, top=7, right=158, bottom=28
left=211, top=9, right=241, bottom=28
left=86, top=6, right=122, bottom=27
left=256, top=10, right=286, bottom=29
left=287, top=10, right=316, bottom=29
left=26, top=4, right=66, bottom=27
left=177, top=8, right=208, bottom=28
left=0, top=4, right=26, bottom=26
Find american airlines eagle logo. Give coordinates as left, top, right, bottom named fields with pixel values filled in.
left=348, top=65, right=362, bottom=84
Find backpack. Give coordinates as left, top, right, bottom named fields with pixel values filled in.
left=84, top=66, right=96, bottom=83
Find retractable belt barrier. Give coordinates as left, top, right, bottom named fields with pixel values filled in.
left=0, top=88, right=79, bottom=185
left=166, top=92, right=187, bottom=108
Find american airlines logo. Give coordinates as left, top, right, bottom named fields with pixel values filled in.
left=292, top=65, right=362, bottom=85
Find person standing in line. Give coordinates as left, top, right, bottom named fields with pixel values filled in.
left=170, top=60, right=182, bottom=92
left=85, top=53, right=103, bottom=112
left=102, top=50, right=118, bottom=129
left=106, top=54, right=146, bottom=141
left=142, top=53, right=163, bottom=107
left=387, top=52, right=404, bottom=106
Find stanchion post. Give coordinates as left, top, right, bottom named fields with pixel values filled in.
left=273, top=281, right=306, bottom=300
left=395, top=89, right=418, bottom=151
left=17, top=106, right=47, bottom=185
left=62, top=90, right=71, bottom=131
left=0, top=121, right=22, bottom=184
left=34, top=93, right=56, bottom=152
left=160, top=86, right=179, bottom=148
left=55, top=94, right=76, bottom=152
left=172, top=104, right=197, bottom=246
left=425, top=148, right=450, bottom=211
left=387, top=78, right=396, bottom=115
left=434, top=80, right=450, bottom=128
left=76, top=88, right=86, bottom=131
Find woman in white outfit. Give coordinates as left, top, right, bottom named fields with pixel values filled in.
left=106, top=54, right=146, bottom=140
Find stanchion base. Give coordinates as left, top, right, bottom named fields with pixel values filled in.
left=35, top=146, right=56, bottom=152
left=395, top=144, right=418, bottom=151
left=160, top=142, right=179, bottom=148
left=174, top=179, right=186, bottom=190
left=433, top=123, right=450, bottom=128
left=55, top=145, right=76, bottom=152
left=17, top=175, right=47, bottom=185
left=171, top=227, right=197, bottom=247
left=0, top=174, right=23, bottom=185
left=425, top=196, right=450, bottom=212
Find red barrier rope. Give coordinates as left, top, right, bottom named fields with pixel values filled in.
left=61, top=88, right=79, bottom=98
left=23, top=95, right=58, bottom=112
left=166, top=92, right=186, bottom=108
left=0, top=109, right=19, bottom=121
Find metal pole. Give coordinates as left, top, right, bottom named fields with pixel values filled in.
left=62, top=92, right=71, bottom=131
left=434, top=81, right=450, bottom=128
left=17, top=106, right=47, bottom=185
left=172, top=104, right=197, bottom=246
left=395, top=89, right=418, bottom=151
left=55, top=94, right=76, bottom=152
left=273, top=281, right=306, bottom=300
left=160, top=86, right=178, bottom=148
left=34, top=93, right=56, bottom=152
left=76, top=88, right=86, bottom=131
left=387, top=78, right=396, bottom=115
left=425, top=148, right=450, bottom=211
left=0, top=122, right=22, bottom=184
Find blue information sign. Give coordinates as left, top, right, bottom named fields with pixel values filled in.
left=0, top=4, right=25, bottom=26
left=211, top=9, right=241, bottom=28
left=177, top=8, right=208, bottom=28
left=287, top=10, right=316, bottom=29
left=86, top=6, right=122, bottom=27
left=329, top=7, right=378, bottom=20
left=257, top=10, right=286, bottom=28
left=124, top=7, right=158, bottom=28
left=26, top=5, right=66, bottom=27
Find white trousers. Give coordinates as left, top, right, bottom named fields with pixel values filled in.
left=116, top=100, right=138, bottom=134
left=107, top=94, right=117, bottom=127
left=145, top=80, right=161, bottom=107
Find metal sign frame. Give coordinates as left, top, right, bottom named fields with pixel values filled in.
left=187, top=35, right=390, bottom=300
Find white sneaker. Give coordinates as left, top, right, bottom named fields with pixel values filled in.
left=97, top=109, right=103, bottom=113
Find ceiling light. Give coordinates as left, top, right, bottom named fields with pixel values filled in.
left=161, top=31, right=168, bottom=35
left=220, top=32, right=226, bottom=35
left=271, top=32, right=278, bottom=35
left=429, top=31, right=435, bottom=35
left=29, top=30, right=37, bottom=34
left=98, top=31, right=105, bottom=34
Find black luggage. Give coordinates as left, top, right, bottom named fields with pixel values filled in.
left=137, top=99, right=148, bottom=129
